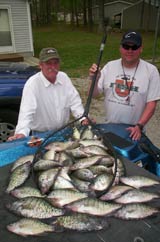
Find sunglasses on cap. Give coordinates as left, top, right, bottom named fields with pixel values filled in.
left=122, top=44, right=140, bottom=50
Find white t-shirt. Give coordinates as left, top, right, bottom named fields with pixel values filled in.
left=98, top=58, right=160, bottom=125
left=15, top=71, right=84, bottom=136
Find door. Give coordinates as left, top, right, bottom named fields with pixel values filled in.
left=0, top=6, right=15, bottom=53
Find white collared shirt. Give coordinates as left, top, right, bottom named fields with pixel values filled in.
left=15, top=71, right=84, bottom=136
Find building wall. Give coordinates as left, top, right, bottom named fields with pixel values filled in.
left=0, top=0, right=33, bottom=55
left=104, top=2, right=131, bottom=23
left=92, top=1, right=132, bottom=25
left=122, top=1, right=159, bottom=31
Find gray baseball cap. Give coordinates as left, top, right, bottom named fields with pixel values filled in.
left=39, top=47, right=60, bottom=62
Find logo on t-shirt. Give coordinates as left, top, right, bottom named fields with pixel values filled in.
left=115, top=78, right=133, bottom=97
left=110, top=75, right=138, bottom=102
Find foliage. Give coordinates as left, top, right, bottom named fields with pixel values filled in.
left=30, top=0, right=94, bottom=28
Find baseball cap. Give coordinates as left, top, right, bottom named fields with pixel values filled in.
left=121, top=31, right=142, bottom=46
left=39, top=47, right=60, bottom=62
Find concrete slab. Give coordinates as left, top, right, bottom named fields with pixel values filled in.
left=23, top=56, right=39, bottom=66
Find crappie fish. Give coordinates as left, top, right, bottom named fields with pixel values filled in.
left=115, top=189, right=159, bottom=204
left=100, top=185, right=133, bottom=201
left=82, top=145, right=108, bottom=156
left=114, top=203, right=159, bottom=220
left=33, top=159, right=61, bottom=171
left=38, top=168, right=60, bottom=194
left=72, top=127, right=81, bottom=140
left=53, top=214, right=109, bottom=232
left=120, top=175, right=160, bottom=189
left=53, top=175, right=75, bottom=190
left=90, top=173, right=113, bottom=192
left=80, top=126, right=95, bottom=140
left=58, top=166, right=71, bottom=181
left=112, top=158, right=126, bottom=185
left=11, top=155, right=34, bottom=172
left=45, top=140, right=79, bottom=151
left=43, top=149, right=56, bottom=160
left=66, top=197, right=121, bottom=216
left=70, top=156, right=102, bottom=170
left=70, top=175, right=91, bottom=193
left=6, top=197, right=64, bottom=219
left=10, top=186, right=45, bottom=199
left=7, top=218, right=54, bottom=236
left=79, top=139, right=108, bottom=150
left=66, top=147, right=89, bottom=158
left=47, top=189, right=88, bottom=207
left=54, top=151, right=73, bottom=165
left=90, top=165, right=112, bottom=175
left=6, top=161, right=31, bottom=193
left=99, top=156, right=114, bottom=166
left=72, top=168, right=94, bottom=181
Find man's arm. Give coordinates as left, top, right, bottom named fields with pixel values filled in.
left=136, top=101, right=157, bottom=126
left=7, top=82, right=36, bottom=141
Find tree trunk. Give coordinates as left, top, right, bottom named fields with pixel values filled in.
left=88, top=0, right=93, bottom=31
left=70, top=0, right=75, bottom=26
left=83, top=0, right=87, bottom=26
left=46, top=0, right=52, bottom=24
left=74, top=0, right=79, bottom=27
left=30, top=0, right=40, bottom=26
left=98, top=0, right=105, bottom=32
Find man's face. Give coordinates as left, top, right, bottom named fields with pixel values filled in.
left=39, top=58, right=60, bottom=83
left=120, top=42, right=143, bottom=66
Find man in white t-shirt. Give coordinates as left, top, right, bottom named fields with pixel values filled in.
left=8, top=47, right=88, bottom=141
left=89, top=31, right=160, bottom=141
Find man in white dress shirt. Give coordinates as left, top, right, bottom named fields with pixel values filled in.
left=8, top=47, right=87, bottom=141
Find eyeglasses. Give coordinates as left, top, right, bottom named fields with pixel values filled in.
left=122, top=44, right=140, bottom=51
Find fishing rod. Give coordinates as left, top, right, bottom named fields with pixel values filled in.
left=83, top=32, right=107, bottom=118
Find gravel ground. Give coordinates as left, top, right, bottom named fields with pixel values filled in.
left=73, top=78, right=160, bottom=148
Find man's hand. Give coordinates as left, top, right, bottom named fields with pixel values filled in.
left=89, top=63, right=101, bottom=78
left=126, top=125, right=142, bottom=141
left=7, top=133, right=26, bottom=141
left=81, top=117, right=96, bottom=126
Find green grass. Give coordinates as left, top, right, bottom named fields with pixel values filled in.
left=33, top=24, right=160, bottom=77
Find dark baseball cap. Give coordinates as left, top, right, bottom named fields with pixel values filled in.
left=121, top=31, right=142, bottom=46
left=39, top=47, right=60, bottom=62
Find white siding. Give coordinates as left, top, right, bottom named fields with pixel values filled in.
left=0, top=0, right=33, bottom=55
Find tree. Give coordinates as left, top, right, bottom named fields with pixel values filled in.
left=30, top=0, right=39, bottom=26
left=98, top=0, right=105, bottom=32
left=88, top=0, right=93, bottom=31
left=30, top=0, right=53, bottom=26
left=82, top=0, right=87, bottom=26
left=30, top=0, right=94, bottom=29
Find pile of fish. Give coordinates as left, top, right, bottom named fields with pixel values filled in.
left=5, top=125, right=160, bottom=237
